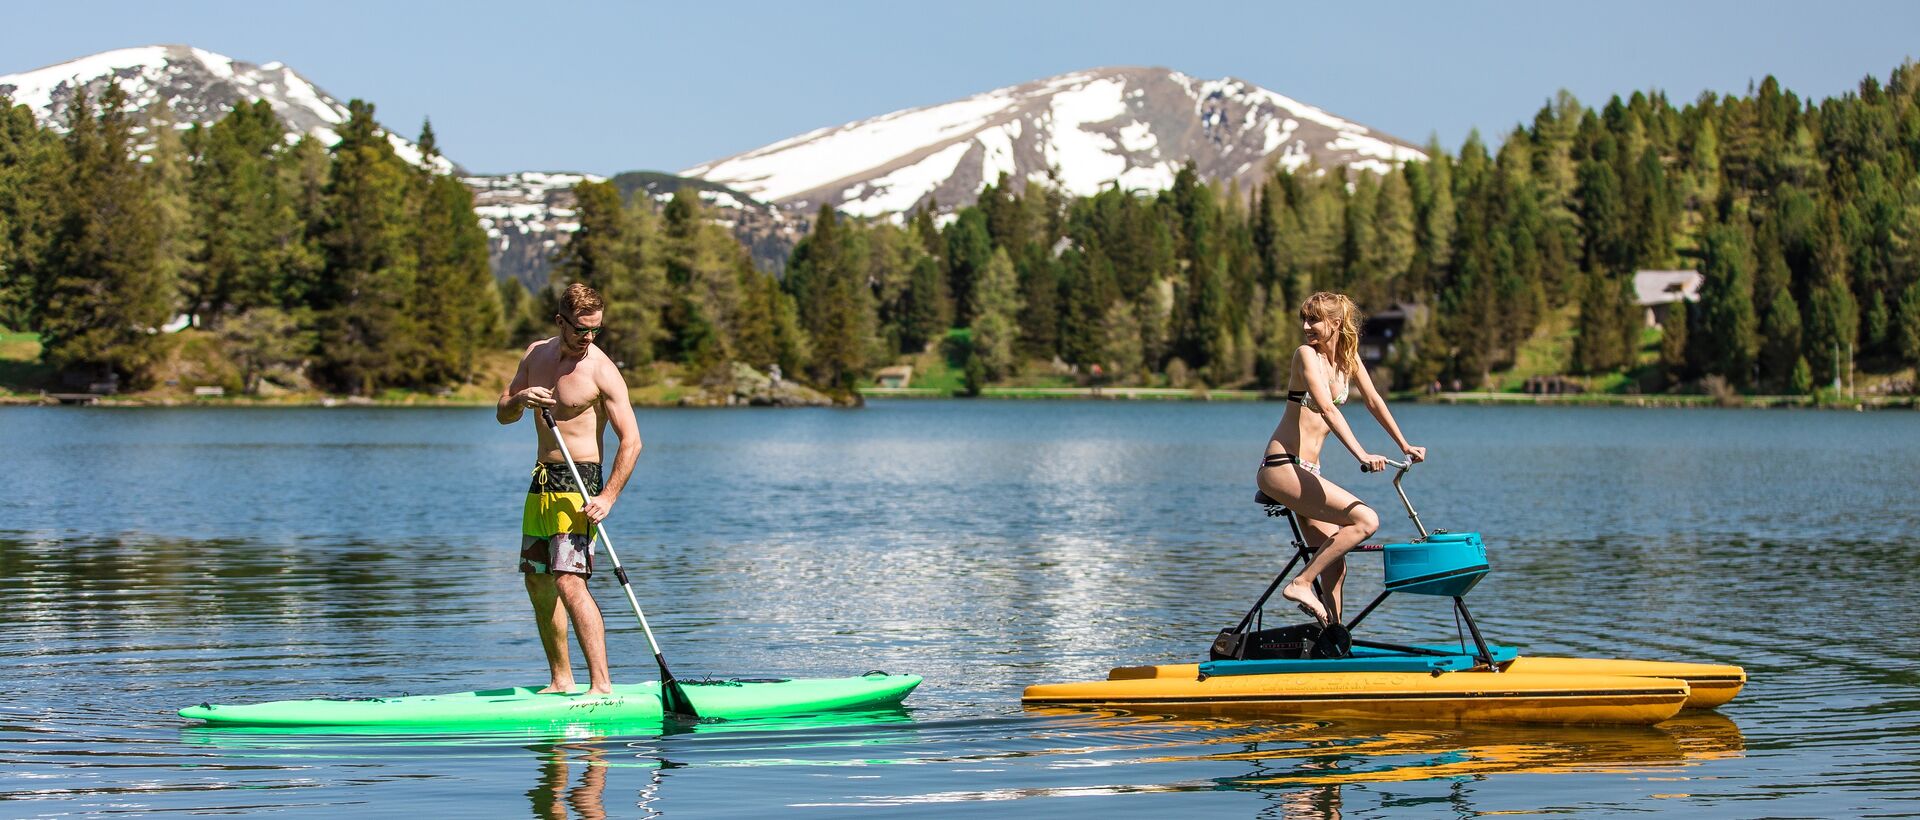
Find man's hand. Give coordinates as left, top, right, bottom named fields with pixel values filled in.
left=583, top=494, right=616, bottom=524
left=517, top=386, right=556, bottom=409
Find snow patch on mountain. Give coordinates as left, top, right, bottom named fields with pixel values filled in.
left=0, top=45, right=452, bottom=174
left=681, top=66, right=1426, bottom=219
left=839, top=141, right=974, bottom=218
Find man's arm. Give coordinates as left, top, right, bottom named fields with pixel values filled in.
left=497, top=341, right=551, bottom=425
left=584, top=357, right=642, bottom=523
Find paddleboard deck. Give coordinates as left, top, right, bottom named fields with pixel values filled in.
left=180, top=674, right=922, bottom=727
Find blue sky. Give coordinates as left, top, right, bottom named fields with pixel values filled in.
left=5, top=1, right=1916, bottom=175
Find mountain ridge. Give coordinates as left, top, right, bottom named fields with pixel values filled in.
left=4, top=48, right=1432, bottom=283
left=681, top=65, right=1426, bottom=218
left=0, top=44, right=453, bottom=174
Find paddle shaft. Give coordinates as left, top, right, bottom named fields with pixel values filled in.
left=538, top=409, right=682, bottom=686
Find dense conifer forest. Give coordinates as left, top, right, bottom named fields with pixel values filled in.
left=2, top=62, right=1917, bottom=397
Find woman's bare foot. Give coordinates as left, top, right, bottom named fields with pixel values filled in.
left=1280, top=581, right=1329, bottom=626
left=536, top=680, right=575, bottom=694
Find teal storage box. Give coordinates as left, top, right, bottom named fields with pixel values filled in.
left=1383, top=531, right=1489, bottom=596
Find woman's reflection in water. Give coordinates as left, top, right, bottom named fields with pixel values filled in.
left=1280, top=784, right=1341, bottom=819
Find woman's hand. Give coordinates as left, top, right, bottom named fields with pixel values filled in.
left=1359, top=453, right=1389, bottom=473
left=1403, top=444, right=1427, bottom=463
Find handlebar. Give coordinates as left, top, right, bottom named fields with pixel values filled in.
left=1379, top=457, right=1427, bottom=537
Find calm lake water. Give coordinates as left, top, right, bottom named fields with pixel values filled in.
left=2, top=401, right=1917, bottom=818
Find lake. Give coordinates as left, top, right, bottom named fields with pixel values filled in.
left=2, top=401, right=1916, bottom=817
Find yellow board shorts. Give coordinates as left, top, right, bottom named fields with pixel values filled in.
left=520, top=462, right=602, bottom=577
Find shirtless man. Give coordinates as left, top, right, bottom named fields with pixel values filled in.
left=497, top=283, right=641, bottom=695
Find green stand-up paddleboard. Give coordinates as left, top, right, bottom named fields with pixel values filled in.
left=179, top=674, right=921, bottom=728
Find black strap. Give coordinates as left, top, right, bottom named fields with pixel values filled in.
left=1285, top=390, right=1309, bottom=404
left=1262, top=453, right=1300, bottom=468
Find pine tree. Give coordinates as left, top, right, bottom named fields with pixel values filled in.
left=146, top=108, right=194, bottom=328
left=1759, top=288, right=1804, bottom=390
left=1805, top=272, right=1859, bottom=386
left=1692, top=223, right=1759, bottom=386
left=312, top=100, right=419, bottom=394
left=787, top=206, right=875, bottom=388
left=1684, top=115, right=1722, bottom=211
left=1659, top=298, right=1689, bottom=378
left=1059, top=246, right=1116, bottom=366
left=1896, top=279, right=1920, bottom=369
left=732, top=267, right=780, bottom=369
left=0, top=95, right=63, bottom=332
left=413, top=171, right=498, bottom=383
left=1412, top=140, right=1456, bottom=292
left=188, top=101, right=297, bottom=326
left=1574, top=268, right=1626, bottom=373
left=1576, top=154, right=1629, bottom=274
left=901, top=254, right=949, bottom=353
left=1256, top=289, right=1301, bottom=389
left=551, top=180, right=666, bottom=372
left=38, top=83, right=172, bottom=384
left=1005, top=244, right=1053, bottom=358
left=274, top=135, right=329, bottom=309
left=769, top=280, right=812, bottom=379
left=970, top=248, right=1023, bottom=379
left=945, top=208, right=991, bottom=325
left=498, top=276, right=547, bottom=346
left=1370, top=169, right=1417, bottom=300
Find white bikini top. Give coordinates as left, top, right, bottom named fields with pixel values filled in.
left=1287, top=373, right=1349, bottom=413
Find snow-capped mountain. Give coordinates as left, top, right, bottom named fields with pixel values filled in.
left=468, top=171, right=791, bottom=289
left=467, top=172, right=602, bottom=291
left=682, top=66, right=1426, bottom=218
left=0, top=45, right=452, bottom=173
left=4, top=50, right=1430, bottom=280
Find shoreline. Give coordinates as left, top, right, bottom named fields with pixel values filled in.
left=857, top=386, right=1916, bottom=409
left=3, top=389, right=1913, bottom=410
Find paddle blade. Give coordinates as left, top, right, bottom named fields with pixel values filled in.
left=655, top=655, right=700, bottom=719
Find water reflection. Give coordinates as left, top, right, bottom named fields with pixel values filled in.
left=527, top=741, right=621, bottom=820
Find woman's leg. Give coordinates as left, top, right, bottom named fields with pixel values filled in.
left=1297, top=516, right=1346, bottom=621
left=1257, top=465, right=1379, bottom=624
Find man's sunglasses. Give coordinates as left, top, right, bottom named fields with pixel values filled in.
left=559, top=319, right=606, bottom=337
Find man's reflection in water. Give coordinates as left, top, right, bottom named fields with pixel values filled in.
left=527, top=741, right=609, bottom=820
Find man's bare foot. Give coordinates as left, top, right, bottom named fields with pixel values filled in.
left=1280, top=582, right=1329, bottom=626
left=536, top=681, right=575, bottom=694
left=584, top=684, right=613, bottom=696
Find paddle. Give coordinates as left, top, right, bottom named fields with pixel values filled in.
left=539, top=408, right=699, bottom=720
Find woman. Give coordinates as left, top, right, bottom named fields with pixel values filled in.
left=1257, top=292, right=1426, bottom=626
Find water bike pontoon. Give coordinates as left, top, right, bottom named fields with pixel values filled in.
left=1023, top=461, right=1745, bottom=725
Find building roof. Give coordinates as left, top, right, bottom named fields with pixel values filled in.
left=1633, top=270, right=1703, bottom=306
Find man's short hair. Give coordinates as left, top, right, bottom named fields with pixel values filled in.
left=557, top=283, right=604, bottom=318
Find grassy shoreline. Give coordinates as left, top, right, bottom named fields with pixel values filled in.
left=6, top=382, right=1913, bottom=409
left=2, top=331, right=1911, bottom=410
left=855, top=386, right=1917, bottom=409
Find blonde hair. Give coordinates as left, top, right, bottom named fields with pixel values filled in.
left=1301, top=292, right=1362, bottom=379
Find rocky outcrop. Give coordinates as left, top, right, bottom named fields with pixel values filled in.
left=674, top=363, right=837, bottom=407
